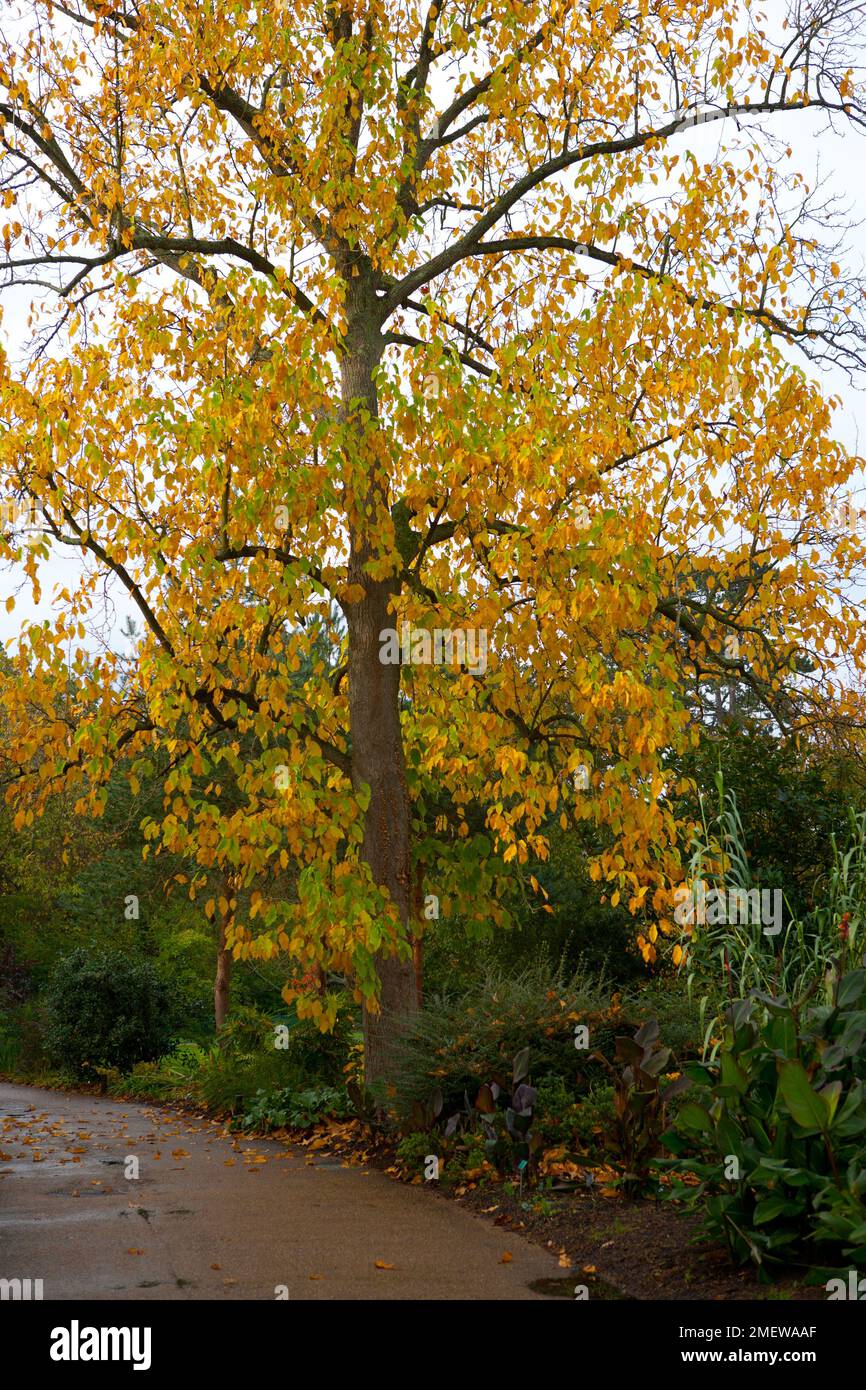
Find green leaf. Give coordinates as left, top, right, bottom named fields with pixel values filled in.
left=818, top=1080, right=843, bottom=1126
left=677, top=1101, right=714, bottom=1133
left=720, top=1052, right=748, bottom=1094
left=837, top=970, right=866, bottom=1010
left=754, top=1194, right=803, bottom=1225
left=779, top=1061, right=829, bottom=1133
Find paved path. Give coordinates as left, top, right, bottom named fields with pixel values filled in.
left=0, top=1082, right=559, bottom=1300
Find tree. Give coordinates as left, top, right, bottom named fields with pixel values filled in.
left=2, top=0, right=866, bottom=1084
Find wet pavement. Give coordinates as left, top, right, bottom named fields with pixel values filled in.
left=0, top=1082, right=560, bottom=1300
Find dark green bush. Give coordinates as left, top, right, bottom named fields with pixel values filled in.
left=531, top=1075, right=617, bottom=1159
left=44, top=948, right=181, bottom=1079
left=191, top=996, right=357, bottom=1114
left=621, top=976, right=705, bottom=1059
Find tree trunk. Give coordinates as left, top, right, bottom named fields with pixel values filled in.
left=348, top=581, right=416, bottom=1087
left=341, top=278, right=418, bottom=1089
left=412, top=860, right=424, bottom=1007
left=215, top=880, right=234, bottom=1034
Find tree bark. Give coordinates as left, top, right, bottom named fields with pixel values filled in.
left=341, top=274, right=418, bottom=1089
left=215, top=916, right=232, bottom=1034
left=215, top=876, right=234, bottom=1034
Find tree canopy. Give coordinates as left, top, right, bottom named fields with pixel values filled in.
left=2, top=0, right=866, bottom=1080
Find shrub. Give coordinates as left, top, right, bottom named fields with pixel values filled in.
left=532, top=1075, right=619, bottom=1160
left=533, top=1074, right=583, bottom=1150
left=108, top=1041, right=210, bottom=1100
left=621, top=976, right=704, bottom=1059
left=196, top=1044, right=297, bottom=1113
left=213, top=1004, right=275, bottom=1056
left=0, top=999, right=50, bottom=1076
left=240, top=1084, right=350, bottom=1132
left=391, top=961, right=616, bottom=1121
left=44, top=948, right=180, bottom=1079
left=395, top=1130, right=435, bottom=1177
left=663, top=970, right=866, bottom=1278
left=281, top=998, right=358, bottom=1086
left=187, top=995, right=358, bottom=1113
left=573, top=1082, right=617, bottom=1155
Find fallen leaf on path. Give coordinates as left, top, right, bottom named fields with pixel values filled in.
left=171, top=1148, right=190, bottom=1158
left=374, top=1260, right=394, bottom=1270
left=210, top=1263, right=221, bottom=1270
left=127, top=1248, right=144, bottom=1256
left=500, top=1251, right=513, bottom=1264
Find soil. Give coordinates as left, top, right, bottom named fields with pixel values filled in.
left=452, top=1182, right=824, bottom=1301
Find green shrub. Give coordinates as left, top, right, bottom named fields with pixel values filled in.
left=533, top=1074, right=582, bottom=1149
left=44, top=948, right=180, bottom=1079
left=240, top=1084, right=350, bottom=1132
left=573, top=1082, right=617, bottom=1153
left=212, top=1004, right=275, bottom=1056
left=395, top=1130, right=435, bottom=1176
left=391, top=961, right=615, bottom=1121
left=216, top=998, right=357, bottom=1082
left=0, top=1028, right=20, bottom=1075
left=108, top=1041, right=210, bottom=1100
left=280, top=998, right=358, bottom=1086
left=533, top=1076, right=617, bottom=1158
left=196, top=1044, right=297, bottom=1113
left=621, top=976, right=704, bottom=1059
left=663, top=970, right=866, bottom=1278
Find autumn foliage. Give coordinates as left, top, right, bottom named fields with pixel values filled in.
left=1, top=0, right=866, bottom=1080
